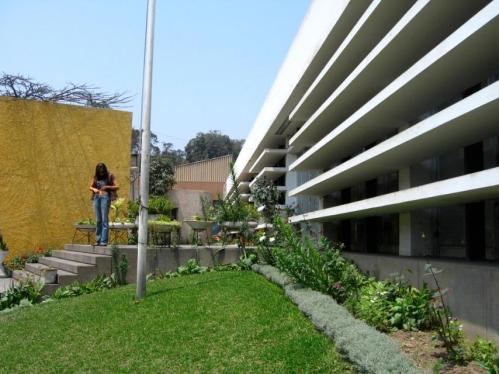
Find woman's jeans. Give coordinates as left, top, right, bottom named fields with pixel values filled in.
left=93, top=195, right=110, bottom=245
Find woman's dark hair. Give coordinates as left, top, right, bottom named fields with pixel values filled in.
left=94, top=163, right=109, bottom=180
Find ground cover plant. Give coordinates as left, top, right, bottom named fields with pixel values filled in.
left=253, top=264, right=420, bottom=374
left=0, top=271, right=353, bottom=373
left=261, top=217, right=498, bottom=372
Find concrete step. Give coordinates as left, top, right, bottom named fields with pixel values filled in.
left=51, top=250, right=111, bottom=266
left=12, top=269, right=41, bottom=283
left=0, top=278, right=18, bottom=293
left=25, top=263, right=78, bottom=286
left=64, top=244, right=113, bottom=256
left=39, top=256, right=94, bottom=276
left=12, top=270, right=59, bottom=295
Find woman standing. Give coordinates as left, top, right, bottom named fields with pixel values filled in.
left=89, top=163, right=119, bottom=246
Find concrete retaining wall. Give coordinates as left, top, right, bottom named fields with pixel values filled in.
left=112, top=245, right=243, bottom=284
left=344, top=252, right=499, bottom=343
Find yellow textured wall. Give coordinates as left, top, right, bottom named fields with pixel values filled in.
left=0, top=98, right=131, bottom=260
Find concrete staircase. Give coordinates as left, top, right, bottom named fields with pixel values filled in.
left=13, top=244, right=113, bottom=295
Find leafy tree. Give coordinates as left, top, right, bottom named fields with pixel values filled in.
left=149, top=156, right=175, bottom=195
left=161, top=142, right=186, bottom=166
left=185, top=130, right=244, bottom=162
left=131, top=129, right=160, bottom=155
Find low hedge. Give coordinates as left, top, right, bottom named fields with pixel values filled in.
left=253, top=264, right=420, bottom=374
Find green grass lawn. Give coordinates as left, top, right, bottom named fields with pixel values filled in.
left=0, top=271, right=352, bottom=373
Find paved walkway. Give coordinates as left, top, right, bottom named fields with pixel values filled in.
left=0, top=278, right=17, bottom=293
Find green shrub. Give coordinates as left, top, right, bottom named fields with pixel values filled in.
left=111, top=246, right=129, bottom=286
left=323, top=243, right=366, bottom=303
left=0, top=279, right=44, bottom=311
left=352, top=280, right=394, bottom=332
left=52, top=274, right=118, bottom=300
left=76, top=218, right=96, bottom=225
left=272, top=218, right=435, bottom=334
left=4, top=250, right=52, bottom=272
left=129, top=196, right=175, bottom=218
left=388, top=283, right=432, bottom=331
left=255, top=232, right=278, bottom=266
left=148, top=196, right=174, bottom=216
left=0, top=234, right=8, bottom=251
left=237, top=253, right=257, bottom=270
left=128, top=200, right=140, bottom=219
left=148, top=219, right=181, bottom=228
left=466, top=337, right=499, bottom=372
left=177, top=259, right=207, bottom=275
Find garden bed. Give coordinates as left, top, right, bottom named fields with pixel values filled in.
left=390, top=331, right=487, bottom=374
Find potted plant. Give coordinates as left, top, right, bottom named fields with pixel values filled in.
left=148, top=216, right=181, bottom=233
left=148, top=196, right=175, bottom=221
left=148, top=216, right=181, bottom=246
left=184, top=215, right=213, bottom=231
left=109, top=198, right=137, bottom=229
left=185, top=196, right=214, bottom=231
left=74, top=218, right=96, bottom=231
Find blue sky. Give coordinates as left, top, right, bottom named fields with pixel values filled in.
left=0, top=0, right=310, bottom=149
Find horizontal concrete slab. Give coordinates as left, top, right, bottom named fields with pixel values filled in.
left=238, top=181, right=250, bottom=193
left=289, top=0, right=494, bottom=151
left=249, top=167, right=287, bottom=189
left=289, top=167, right=499, bottom=223
left=290, top=82, right=499, bottom=196
left=249, top=148, right=288, bottom=174
left=290, top=0, right=415, bottom=123
left=230, top=0, right=369, bottom=185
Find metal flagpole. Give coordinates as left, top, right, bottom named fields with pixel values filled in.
left=136, top=0, right=156, bottom=299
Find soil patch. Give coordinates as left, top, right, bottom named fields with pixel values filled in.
left=390, top=330, right=486, bottom=373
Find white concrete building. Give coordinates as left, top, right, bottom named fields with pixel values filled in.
left=226, top=0, right=499, bottom=342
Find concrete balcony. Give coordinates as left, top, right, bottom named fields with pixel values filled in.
left=249, top=148, right=288, bottom=174
left=230, top=0, right=371, bottom=186
left=240, top=193, right=251, bottom=202
left=238, top=181, right=251, bottom=193
left=289, top=167, right=499, bottom=223
left=290, top=81, right=499, bottom=197
left=249, top=167, right=287, bottom=190
left=289, top=0, right=493, bottom=151
left=291, top=3, right=499, bottom=170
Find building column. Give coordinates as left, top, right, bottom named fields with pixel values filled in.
left=399, top=166, right=412, bottom=256
left=340, top=188, right=352, bottom=249
left=464, top=142, right=485, bottom=260
left=284, top=151, right=299, bottom=209
left=364, top=178, right=379, bottom=253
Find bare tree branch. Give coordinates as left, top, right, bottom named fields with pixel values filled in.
left=0, top=73, right=132, bottom=108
